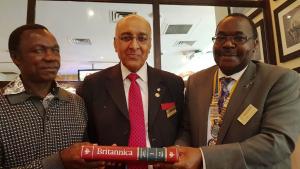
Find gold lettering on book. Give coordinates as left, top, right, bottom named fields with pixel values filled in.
left=96, top=148, right=133, bottom=156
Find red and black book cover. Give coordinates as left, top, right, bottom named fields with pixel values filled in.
left=81, top=145, right=178, bottom=163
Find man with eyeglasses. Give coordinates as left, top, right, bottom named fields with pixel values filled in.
left=77, top=14, right=184, bottom=168
left=156, top=13, right=300, bottom=169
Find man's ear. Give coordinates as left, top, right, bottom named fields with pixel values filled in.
left=251, top=39, right=259, bottom=53
left=113, top=37, right=118, bottom=52
left=254, top=39, right=259, bottom=48
left=10, top=51, right=21, bottom=67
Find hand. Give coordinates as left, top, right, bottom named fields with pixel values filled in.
left=154, top=146, right=202, bottom=169
left=60, top=142, right=105, bottom=169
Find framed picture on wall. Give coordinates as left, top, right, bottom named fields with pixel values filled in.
left=274, top=0, right=300, bottom=62
left=253, top=19, right=268, bottom=63
left=78, top=69, right=101, bottom=81
left=293, top=67, right=300, bottom=73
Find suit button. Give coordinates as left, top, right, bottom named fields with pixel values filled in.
left=151, top=138, right=157, bottom=142
left=123, top=130, right=129, bottom=135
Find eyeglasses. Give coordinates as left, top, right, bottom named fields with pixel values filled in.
left=118, top=34, right=150, bottom=44
left=212, top=35, right=254, bottom=45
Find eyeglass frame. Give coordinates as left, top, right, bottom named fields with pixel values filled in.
left=211, top=35, right=255, bottom=45
left=116, top=33, right=151, bottom=44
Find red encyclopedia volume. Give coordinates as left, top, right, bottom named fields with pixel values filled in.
left=80, top=145, right=179, bottom=163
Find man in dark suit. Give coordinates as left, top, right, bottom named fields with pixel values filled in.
left=159, top=13, right=300, bottom=169
left=77, top=14, right=184, bottom=156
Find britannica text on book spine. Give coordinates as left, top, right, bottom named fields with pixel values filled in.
left=80, top=145, right=178, bottom=163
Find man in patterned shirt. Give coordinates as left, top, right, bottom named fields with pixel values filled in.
left=0, top=24, right=103, bottom=168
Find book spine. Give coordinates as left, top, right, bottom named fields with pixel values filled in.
left=81, top=145, right=178, bottom=162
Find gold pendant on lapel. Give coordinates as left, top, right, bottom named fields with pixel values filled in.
left=155, top=88, right=161, bottom=97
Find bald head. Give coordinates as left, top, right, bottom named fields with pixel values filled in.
left=115, top=14, right=151, bottom=37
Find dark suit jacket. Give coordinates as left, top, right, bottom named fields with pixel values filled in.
left=176, top=61, right=300, bottom=169
left=77, top=64, right=184, bottom=148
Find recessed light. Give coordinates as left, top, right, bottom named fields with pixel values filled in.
left=87, top=9, right=95, bottom=17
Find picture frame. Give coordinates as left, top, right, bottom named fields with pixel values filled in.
left=253, top=19, right=268, bottom=63
left=293, top=67, right=300, bottom=73
left=274, top=0, right=300, bottom=62
left=78, top=69, right=101, bottom=81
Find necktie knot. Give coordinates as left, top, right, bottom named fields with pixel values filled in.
left=220, top=77, right=234, bottom=102
left=220, top=77, right=233, bottom=87
left=128, top=73, right=139, bottom=82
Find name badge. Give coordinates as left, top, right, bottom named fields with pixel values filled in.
left=166, top=106, right=177, bottom=118
left=238, top=104, right=257, bottom=125
left=161, top=102, right=176, bottom=118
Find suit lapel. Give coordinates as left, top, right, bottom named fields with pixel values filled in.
left=147, top=66, right=162, bottom=129
left=217, top=62, right=257, bottom=143
left=105, top=64, right=129, bottom=119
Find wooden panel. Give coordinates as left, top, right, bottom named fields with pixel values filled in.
left=158, top=0, right=263, bottom=7
left=263, top=0, right=276, bottom=65
left=153, top=0, right=161, bottom=69
left=39, top=0, right=264, bottom=7
left=292, top=137, right=300, bottom=169
left=27, top=0, right=36, bottom=24
left=47, top=0, right=153, bottom=4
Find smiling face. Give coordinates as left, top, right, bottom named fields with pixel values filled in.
left=114, top=15, right=152, bottom=72
left=213, top=16, right=258, bottom=75
left=12, top=29, right=60, bottom=83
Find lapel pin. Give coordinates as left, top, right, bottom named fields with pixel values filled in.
left=155, top=88, right=161, bottom=97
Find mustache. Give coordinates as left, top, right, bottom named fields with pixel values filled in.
left=40, top=62, right=60, bottom=69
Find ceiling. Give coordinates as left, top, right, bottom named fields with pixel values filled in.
left=0, top=0, right=232, bottom=80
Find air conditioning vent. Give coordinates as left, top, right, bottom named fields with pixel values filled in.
left=165, top=24, right=192, bottom=34
left=110, top=11, right=137, bottom=22
left=174, top=41, right=196, bottom=47
left=69, top=38, right=92, bottom=45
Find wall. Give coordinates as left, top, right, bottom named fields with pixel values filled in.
left=270, top=1, right=300, bottom=169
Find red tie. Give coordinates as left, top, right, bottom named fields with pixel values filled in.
left=127, top=73, right=147, bottom=169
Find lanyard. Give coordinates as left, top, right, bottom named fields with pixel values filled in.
left=208, top=70, right=239, bottom=146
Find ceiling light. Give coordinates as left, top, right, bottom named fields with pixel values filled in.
left=87, top=9, right=95, bottom=17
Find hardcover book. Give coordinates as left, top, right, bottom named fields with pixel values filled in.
left=81, top=145, right=179, bottom=163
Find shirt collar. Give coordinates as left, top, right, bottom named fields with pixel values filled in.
left=2, top=75, right=26, bottom=95
left=120, top=62, right=148, bottom=82
left=1, top=75, right=69, bottom=104
left=218, top=65, right=248, bottom=81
